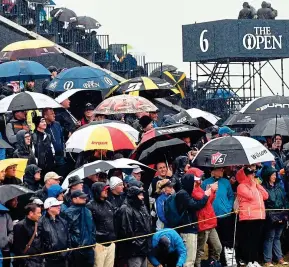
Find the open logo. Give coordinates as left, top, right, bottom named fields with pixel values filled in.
left=211, top=152, right=227, bottom=165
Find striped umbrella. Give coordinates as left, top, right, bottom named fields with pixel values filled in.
left=105, top=76, right=182, bottom=99
left=66, top=125, right=136, bottom=153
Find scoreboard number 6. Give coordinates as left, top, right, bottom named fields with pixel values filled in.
left=200, top=29, right=209, bottom=52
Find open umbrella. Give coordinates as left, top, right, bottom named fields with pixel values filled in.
left=0, top=40, right=62, bottom=60
left=137, top=138, right=191, bottom=165
left=0, top=185, right=34, bottom=204
left=46, top=66, right=118, bottom=96
left=26, top=0, right=50, bottom=4
left=73, top=16, right=101, bottom=30
left=250, top=117, right=289, bottom=137
left=50, top=7, right=77, bottom=22
left=0, top=91, right=62, bottom=113
left=150, top=64, right=178, bottom=78
left=172, top=108, right=220, bottom=129
left=95, top=95, right=158, bottom=115
left=0, top=139, right=12, bottom=149
left=0, top=158, right=28, bottom=178
left=223, top=112, right=260, bottom=127
left=192, top=136, right=274, bottom=167
left=66, top=124, right=136, bottom=153
left=0, top=60, right=51, bottom=82
left=106, top=77, right=182, bottom=99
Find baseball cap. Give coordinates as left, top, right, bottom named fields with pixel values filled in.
left=218, top=126, right=235, bottom=136
left=84, top=103, right=95, bottom=111
left=44, top=197, right=63, bottom=209
left=44, top=172, right=62, bottom=183
left=132, top=166, right=143, bottom=174
left=32, top=198, right=44, bottom=206
left=71, top=190, right=88, bottom=199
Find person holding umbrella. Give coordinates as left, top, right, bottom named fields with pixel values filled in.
left=81, top=103, right=95, bottom=126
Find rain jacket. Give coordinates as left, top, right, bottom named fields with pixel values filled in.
left=38, top=213, right=69, bottom=261
left=236, top=168, right=269, bottom=221
left=33, top=186, right=48, bottom=202
left=5, top=118, right=29, bottom=145
left=156, top=193, right=169, bottom=228
left=55, top=109, right=77, bottom=141
left=23, top=164, right=42, bottom=191
left=13, top=130, right=37, bottom=165
left=116, top=192, right=152, bottom=259
left=172, top=156, right=189, bottom=192
left=64, top=204, right=96, bottom=262
left=47, top=185, right=68, bottom=215
left=3, top=175, right=22, bottom=185
left=107, top=190, right=125, bottom=212
left=192, top=184, right=217, bottom=232
left=148, top=228, right=187, bottom=267
left=176, top=174, right=209, bottom=233
left=86, top=182, right=116, bottom=243
left=83, top=177, right=94, bottom=201
left=0, top=212, right=13, bottom=249
left=202, top=177, right=234, bottom=217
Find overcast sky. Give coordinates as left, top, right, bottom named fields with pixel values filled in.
left=57, top=0, right=289, bottom=96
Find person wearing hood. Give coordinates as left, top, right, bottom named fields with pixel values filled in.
left=171, top=155, right=190, bottom=192
left=138, top=115, right=153, bottom=140
left=175, top=173, right=210, bottom=267
left=236, top=167, right=269, bottom=267
left=148, top=229, right=187, bottom=267
left=261, top=166, right=289, bottom=266
left=23, top=164, right=42, bottom=191
left=3, top=164, right=22, bottom=185
left=238, top=2, right=256, bottom=19
left=87, top=182, right=116, bottom=267
left=257, top=1, right=274, bottom=19
left=47, top=184, right=67, bottom=215
left=116, top=186, right=151, bottom=267
left=64, top=190, right=96, bottom=267
left=13, top=130, right=37, bottom=165
left=107, top=176, right=125, bottom=211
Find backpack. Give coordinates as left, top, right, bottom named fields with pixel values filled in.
left=164, top=193, right=184, bottom=227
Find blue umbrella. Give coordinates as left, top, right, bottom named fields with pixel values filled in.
left=46, top=66, right=118, bottom=96
left=0, top=60, right=51, bottom=82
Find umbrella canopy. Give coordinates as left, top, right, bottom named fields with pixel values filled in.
left=95, top=95, right=158, bottom=115
left=0, top=60, right=51, bottom=82
left=150, top=64, right=178, bottom=78
left=172, top=108, right=220, bottom=129
left=0, top=139, right=12, bottom=149
left=66, top=125, right=136, bottom=153
left=0, top=185, right=34, bottom=204
left=46, top=66, right=118, bottom=95
left=0, top=40, right=62, bottom=60
left=193, top=136, right=274, bottom=167
left=223, top=112, right=260, bottom=127
left=0, top=91, right=62, bottom=113
left=114, top=158, right=156, bottom=172
left=161, top=71, right=186, bottom=95
left=250, top=117, right=289, bottom=137
left=137, top=138, right=191, bottom=165
left=73, top=16, right=101, bottom=30
left=50, top=7, right=77, bottom=22
left=26, top=0, right=50, bottom=4
left=62, top=160, right=134, bottom=189
left=0, top=158, right=28, bottom=178
left=106, top=77, right=182, bottom=99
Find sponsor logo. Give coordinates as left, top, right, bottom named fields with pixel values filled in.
left=63, top=81, right=74, bottom=90
left=211, top=152, right=227, bottom=165
left=104, top=77, right=114, bottom=86
left=251, top=149, right=268, bottom=160
left=91, top=141, right=108, bottom=145
left=48, top=81, right=58, bottom=89
left=236, top=116, right=255, bottom=123
left=83, top=81, right=100, bottom=89
left=175, top=116, right=188, bottom=124
left=157, top=126, right=190, bottom=135
left=256, top=103, right=289, bottom=111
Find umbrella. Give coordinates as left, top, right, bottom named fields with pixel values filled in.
left=192, top=136, right=274, bottom=167
left=160, top=71, right=186, bottom=95
left=46, top=66, right=118, bottom=96
left=95, top=95, right=158, bottom=115
left=77, top=122, right=139, bottom=142
left=250, top=117, right=289, bottom=137
left=105, top=77, right=182, bottom=99
left=50, top=7, right=77, bottom=22
left=0, top=139, right=12, bottom=149
left=150, top=64, right=178, bottom=78
left=62, top=160, right=134, bottom=189
left=26, top=0, right=50, bottom=4
left=66, top=125, right=136, bottom=153
left=0, top=158, right=28, bottom=178
left=113, top=158, right=156, bottom=172
left=0, top=60, right=51, bottom=82
left=0, top=91, right=62, bottom=113
left=223, top=112, right=260, bottom=127
left=172, top=108, right=221, bottom=129
left=73, top=16, right=101, bottom=30
left=0, top=40, right=62, bottom=60
left=137, top=138, right=191, bottom=165
left=55, top=89, right=103, bottom=120
left=0, top=185, right=34, bottom=204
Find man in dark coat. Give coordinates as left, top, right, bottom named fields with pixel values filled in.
left=116, top=186, right=152, bottom=267
left=39, top=197, right=69, bottom=267
left=257, top=1, right=274, bottom=19
left=13, top=203, right=43, bottom=267
left=87, top=182, right=116, bottom=267
left=63, top=176, right=84, bottom=207
left=23, top=164, right=42, bottom=191
left=3, top=164, right=22, bottom=185
left=238, top=2, right=256, bottom=19
left=64, top=190, right=96, bottom=267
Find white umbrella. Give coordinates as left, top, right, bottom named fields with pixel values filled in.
left=114, top=158, right=156, bottom=171
left=62, top=160, right=134, bottom=189
left=0, top=91, right=61, bottom=113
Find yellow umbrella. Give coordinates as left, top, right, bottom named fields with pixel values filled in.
left=2, top=40, right=56, bottom=51
left=0, top=159, right=28, bottom=179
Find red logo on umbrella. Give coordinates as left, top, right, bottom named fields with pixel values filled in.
left=211, top=152, right=227, bottom=165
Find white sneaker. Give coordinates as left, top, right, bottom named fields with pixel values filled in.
left=253, top=261, right=262, bottom=267
left=246, top=262, right=254, bottom=267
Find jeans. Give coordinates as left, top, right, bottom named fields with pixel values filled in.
left=263, top=223, right=284, bottom=263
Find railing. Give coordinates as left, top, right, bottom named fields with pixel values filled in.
left=145, top=62, right=163, bottom=76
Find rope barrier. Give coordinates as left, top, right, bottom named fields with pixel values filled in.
left=1, top=208, right=289, bottom=260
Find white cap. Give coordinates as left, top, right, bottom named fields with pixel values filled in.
left=44, top=197, right=63, bottom=209
left=109, top=176, right=123, bottom=190
left=132, top=167, right=143, bottom=174
left=32, top=199, right=44, bottom=205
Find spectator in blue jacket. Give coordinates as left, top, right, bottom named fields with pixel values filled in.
left=47, top=184, right=67, bottom=216
left=149, top=229, right=187, bottom=267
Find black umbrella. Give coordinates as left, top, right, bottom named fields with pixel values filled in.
left=0, top=185, right=34, bottom=204
left=50, top=8, right=77, bottom=22
left=26, top=0, right=50, bottom=4
left=0, top=139, right=12, bottom=149
left=193, top=136, right=274, bottom=167
left=250, top=117, right=289, bottom=137
left=138, top=138, right=191, bottom=165
left=223, top=112, right=260, bottom=127
left=73, top=16, right=101, bottom=30
left=150, top=64, right=178, bottom=78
